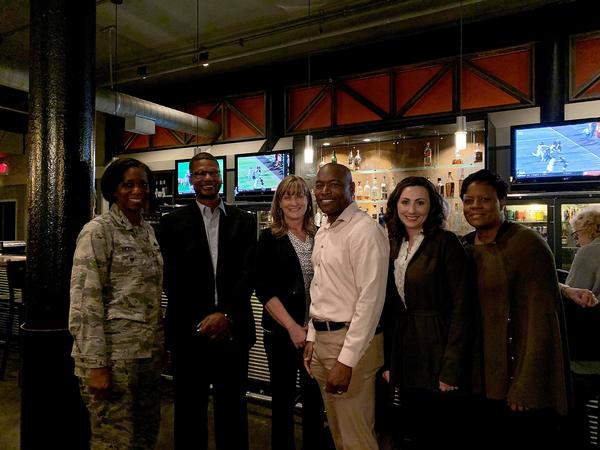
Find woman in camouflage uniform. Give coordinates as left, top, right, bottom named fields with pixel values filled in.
left=69, top=158, right=164, bottom=450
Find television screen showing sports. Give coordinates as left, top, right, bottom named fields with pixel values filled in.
left=235, top=151, right=292, bottom=196
left=513, top=120, right=600, bottom=181
left=176, top=157, right=224, bottom=196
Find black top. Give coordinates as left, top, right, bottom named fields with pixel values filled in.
left=255, top=228, right=308, bottom=333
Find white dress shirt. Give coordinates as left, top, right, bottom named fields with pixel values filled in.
left=308, top=201, right=389, bottom=367
left=196, top=199, right=227, bottom=305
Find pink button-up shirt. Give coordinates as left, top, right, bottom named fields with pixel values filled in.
left=308, top=201, right=389, bottom=367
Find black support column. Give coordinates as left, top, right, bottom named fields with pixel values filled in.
left=536, top=33, right=567, bottom=123
left=21, top=1, right=95, bottom=448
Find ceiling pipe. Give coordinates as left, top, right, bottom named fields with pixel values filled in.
left=104, top=0, right=486, bottom=86
left=0, top=60, right=220, bottom=137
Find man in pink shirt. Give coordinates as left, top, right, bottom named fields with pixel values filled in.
left=303, top=163, right=389, bottom=450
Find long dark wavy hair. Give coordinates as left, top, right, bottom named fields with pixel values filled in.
left=384, top=176, right=447, bottom=259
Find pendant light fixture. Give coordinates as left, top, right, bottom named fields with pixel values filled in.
left=304, top=134, right=314, bottom=164
left=455, top=1, right=467, bottom=151
left=303, top=0, right=314, bottom=164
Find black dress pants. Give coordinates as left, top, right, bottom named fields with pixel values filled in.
left=264, top=330, right=329, bottom=450
left=172, top=338, right=250, bottom=450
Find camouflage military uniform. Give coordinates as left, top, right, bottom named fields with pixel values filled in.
left=69, top=204, right=164, bottom=450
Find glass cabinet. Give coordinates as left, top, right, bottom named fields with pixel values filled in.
left=308, top=121, right=487, bottom=236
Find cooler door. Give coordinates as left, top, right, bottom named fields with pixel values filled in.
left=505, top=200, right=552, bottom=245
left=557, top=199, right=600, bottom=271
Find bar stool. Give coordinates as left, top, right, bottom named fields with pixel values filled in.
left=0, top=259, right=26, bottom=380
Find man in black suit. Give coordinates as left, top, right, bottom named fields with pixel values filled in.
left=159, top=152, right=256, bottom=450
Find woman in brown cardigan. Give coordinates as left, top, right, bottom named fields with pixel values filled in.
left=461, top=169, right=570, bottom=449
left=382, top=176, right=475, bottom=448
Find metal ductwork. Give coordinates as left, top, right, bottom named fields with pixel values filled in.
left=0, top=61, right=220, bottom=138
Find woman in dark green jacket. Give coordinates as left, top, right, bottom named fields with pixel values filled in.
left=382, top=176, right=474, bottom=448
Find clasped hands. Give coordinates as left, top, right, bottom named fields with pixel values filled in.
left=196, top=312, right=232, bottom=341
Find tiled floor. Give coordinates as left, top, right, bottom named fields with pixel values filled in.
left=0, top=350, right=303, bottom=450
left=0, top=349, right=401, bottom=450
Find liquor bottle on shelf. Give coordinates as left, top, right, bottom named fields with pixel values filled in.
left=354, top=149, right=362, bottom=170
left=474, top=143, right=483, bottom=163
left=458, top=169, right=465, bottom=194
left=535, top=210, right=545, bottom=221
left=423, top=142, right=432, bottom=167
left=348, top=149, right=354, bottom=170
left=356, top=180, right=364, bottom=200
left=364, top=178, right=371, bottom=200
left=331, top=149, right=337, bottom=164
left=389, top=176, right=396, bottom=193
left=452, top=150, right=463, bottom=165
left=437, top=178, right=444, bottom=196
left=371, top=176, right=379, bottom=201
left=381, top=176, right=388, bottom=200
left=314, top=207, right=323, bottom=227
left=319, top=155, right=326, bottom=168
left=371, top=204, right=377, bottom=220
left=378, top=207, right=385, bottom=227
left=506, top=208, right=515, bottom=221
left=445, top=172, right=455, bottom=198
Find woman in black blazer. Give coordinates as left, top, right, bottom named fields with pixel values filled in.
left=382, top=176, right=474, bottom=449
left=255, top=175, right=327, bottom=450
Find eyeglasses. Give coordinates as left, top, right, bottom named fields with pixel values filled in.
left=191, top=170, right=220, bottom=179
left=571, top=229, right=584, bottom=240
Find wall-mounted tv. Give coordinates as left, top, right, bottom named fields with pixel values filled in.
left=175, top=156, right=226, bottom=199
left=511, top=118, right=600, bottom=191
left=234, top=150, right=294, bottom=201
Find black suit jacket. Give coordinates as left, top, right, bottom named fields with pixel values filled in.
left=159, top=202, right=257, bottom=354
left=254, top=228, right=308, bottom=333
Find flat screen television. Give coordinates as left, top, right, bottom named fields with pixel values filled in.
left=234, top=150, right=294, bottom=201
left=511, top=118, right=600, bottom=191
left=175, top=156, right=226, bottom=199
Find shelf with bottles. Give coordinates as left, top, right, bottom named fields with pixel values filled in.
left=352, top=162, right=484, bottom=175
left=317, top=135, right=484, bottom=171
left=153, top=170, right=175, bottom=205
left=511, top=220, right=547, bottom=224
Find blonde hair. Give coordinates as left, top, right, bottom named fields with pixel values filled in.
left=570, top=208, right=600, bottom=240
left=270, top=175, right=316, bottom=238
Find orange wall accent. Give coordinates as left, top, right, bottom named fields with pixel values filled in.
left=396, top=65, right=444, bottom=113
left=127, top=133, right=150, bottom=150
left=344, top=73, right=390, bottom=112
left=186, top=102, right=216, bottom=117
left=470, top=49, right=531, bottom=97
left=585, top=80, right=600, bottom=96
left=336, top=90, right=383, bottom=125
left=404, top=71, right=453, bottom=117
left=152, top=126, right=181, bottom=148
left=294, top=94, right=332, bottom=131
left=226, top=109, right=261, bottom=139
left=574, top=35, right=600, bottom=93
left=462, top=69, right=521, bottom=109
left=230, top=95, right=265, bottom=130
left=288, top=85, right=327, bottom=125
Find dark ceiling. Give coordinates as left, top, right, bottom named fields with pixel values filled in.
left=0, top=0, right=589, bottom=134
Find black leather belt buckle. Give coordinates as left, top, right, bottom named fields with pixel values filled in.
left=313, top=320, right=347, bottom=331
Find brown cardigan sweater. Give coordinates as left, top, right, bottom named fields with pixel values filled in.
left=463, top=221, right=570, bottom=415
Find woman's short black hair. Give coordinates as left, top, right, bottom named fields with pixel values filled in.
left=100, top=158, right=154, bottom=203
left=384, top=176, right=446, bottom=258
left=459, top=169, right=508, bottom=200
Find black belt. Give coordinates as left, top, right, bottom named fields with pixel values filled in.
left=312, top=320, right=348, bottom=331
